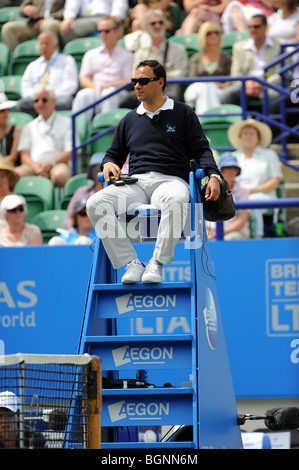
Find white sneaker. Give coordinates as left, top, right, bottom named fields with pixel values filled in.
left=121, top=259, right=145, bottom=284
left=142, top=259, right=163, bottom=283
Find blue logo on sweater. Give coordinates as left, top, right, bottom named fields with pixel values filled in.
left=166, top=123, right=176, bottom=132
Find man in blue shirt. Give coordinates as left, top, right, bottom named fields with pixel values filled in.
left=86, top=60, right=221, bottom=284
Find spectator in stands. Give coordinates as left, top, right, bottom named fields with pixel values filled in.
left=0, top=94, right=22, bottom=166
left=177, top=0, right=223, bottom=35
left=16, top=84, right=74, bottom=187
left=121, top=9, right=188, bottom=108
left=1, top=0, right=65, bottom=52
left=86, top=59, right=221, bottom=284
left=221, top=14, right=282, bottom=107
left=49, top=198, right=97, bottom=245
left=124, top=0, right=176, bottom=37
left=58, top=0, right=129, bottom=47
left=268, top=0, right=299, bottom=43
left=221, top=0, right=274, bottom=34
left=63, top=153, right=105, bottom=230
left=184, top=21, right=231, bottom=114
left=0, top=159, right=20, bottom=228
left=72, top=16, right=133, bottom=122
left=206, top=152, right=250, bottom=240
left=0, top=391, right=46, bottom=448
left=16, top=31, right=78, bottom=118
left=0, top=194, right=43, bottom=246
left=228, top=118, right=283, bottom=238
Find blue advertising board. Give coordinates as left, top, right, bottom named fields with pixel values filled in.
left=0, top=238, right=298, bottom=398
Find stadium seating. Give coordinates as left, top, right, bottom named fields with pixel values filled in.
left=62, top=37, right=101, bottom=72
left=200, top=104, right=243, bottom=150
left=8, top=111, right=33, bottom=127
left=59, top=173, right=92, bottom=210
left=0, top=6, right=26, bottom=40
left=31, top=209, right=67, bottom=243
left=89, top=108, right=131, bottom=154
left=15, top=176, right=55, bottom=222
left=168, top=33, right=200, bottom=58
left=0, top=75, right=22, bottom=99
left=9, top=39, right=40, bottom=76
left=0, top=42, right=10, bottom=76
left=221, top=31, right=250, bottom=55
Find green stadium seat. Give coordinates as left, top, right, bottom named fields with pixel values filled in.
left=8, top=111, right=33, bottom=128
left=0, top=43, right=11, bottom=76
left=31, top=210, right=67, bottom=244
left=0, top=75, right=22, bottom=100
left=15, top=176, right=55, bottom=222
left=168, top=34, right=200, bottom=58
left=9, top=39, right=40, bottom=76
left=62, top=37, right=101, bottom=72
left=59, top=173, right=92, bottom=209
left=200, top=104, right=243, bottom=149
left=0, top=6, right=26, bottom=40
left=90, top=108, right=131, bottom=154
left=221, top=31, right=250, bottom=55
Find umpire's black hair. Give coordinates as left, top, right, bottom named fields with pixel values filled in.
left=136, top=60, right=167, bottom=90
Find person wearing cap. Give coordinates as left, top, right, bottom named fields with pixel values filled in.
left=0, top=93, right=22, bottom=166
left=16, top=84, right=76, bottom=187
left=228, top=118, right=283, bottom=238
left=48, top=198, right=96, bottom=245
left=0, top=194, right=43, bottom=246
left=206, top=152, right=251, bottom=241
left=0, top=391, right=47, bottom=449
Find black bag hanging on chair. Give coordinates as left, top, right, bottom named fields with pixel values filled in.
left=201, top=177, right=236, bottom=222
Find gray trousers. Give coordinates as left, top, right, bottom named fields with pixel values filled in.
left=86, top=172, right=190, bottom=269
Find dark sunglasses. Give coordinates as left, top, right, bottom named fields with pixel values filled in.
left=206, top=30, right=220, bottom=36
left=77, top=210, right=87, bottom=217
left=150, top=20, right=164, bottom=26
left=7, top=205, right=25, bottom=213
left=131, top=77, right=160, bottom=86
left=33, top=98, right=48, bottom=103
left=248, top=24, right=263, bottom=29
left=98, top=27, right=117, bottom=34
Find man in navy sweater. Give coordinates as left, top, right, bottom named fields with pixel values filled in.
left=86, top=60, right=221, bottom=284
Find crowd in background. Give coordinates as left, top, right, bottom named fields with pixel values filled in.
left=0, top=0, right=298, bottom=245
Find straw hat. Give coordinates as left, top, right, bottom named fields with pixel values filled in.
left=0, top=92, right=17, bottom=111
left=228, top=119, right=272, bottom=149
left=0, top=158, right=20, bottom=190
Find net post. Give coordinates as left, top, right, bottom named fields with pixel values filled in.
left=87, top=356, right=102, bottom=449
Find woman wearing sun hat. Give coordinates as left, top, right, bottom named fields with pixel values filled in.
left=0, top=194, right=43, bottom=246
left=0, top=93, right=22, bottom=166
left=228, top=118, right=283, bottom=238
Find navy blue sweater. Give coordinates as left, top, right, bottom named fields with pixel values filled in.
left=102, top=101, right=220, bottom=183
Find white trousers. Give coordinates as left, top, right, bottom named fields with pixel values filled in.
left=86, top=172, right=190, bottom=269
left=72, top=87, right=127, bottom=121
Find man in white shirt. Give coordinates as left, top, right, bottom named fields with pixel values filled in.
left=17, top=31, right=78, bottom=117
left=16, top=84, right=74, bottom=187
left=221, top=14, right=282, bottom=106
left=59, top=0, right=129, bottom=47
left=72, top=16, right=133, bottom=121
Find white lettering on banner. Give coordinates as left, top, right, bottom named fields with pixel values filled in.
left=266, top=259, right=299, bottom=336
left=115, top=293, right=176, bottom=315
left=290, top=339, right=299, bottom=364
left=108, top=400, right=169, bottom=423
left=112, top=345, right=173, bottom=367
left=0, top=281, right=37, bottom=328
left=135, top=317, right=190, bottom=334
